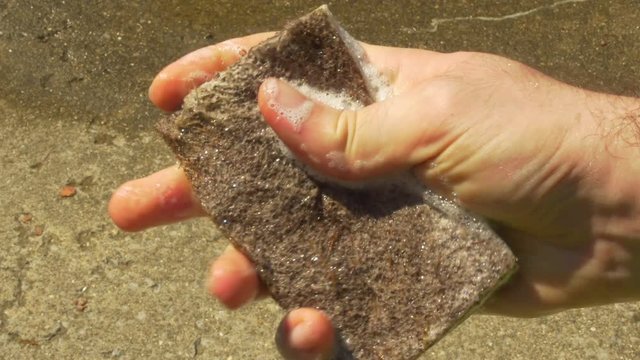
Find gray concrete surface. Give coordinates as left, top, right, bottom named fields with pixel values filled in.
left=1, top=0, right=639, bottom=359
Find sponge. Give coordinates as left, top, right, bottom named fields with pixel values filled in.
left=157, top=5, right=517, bottom=359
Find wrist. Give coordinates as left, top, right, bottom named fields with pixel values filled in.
left=574, top=91, right=640, bottom=300
left=582, top=93, right=640, bottom=241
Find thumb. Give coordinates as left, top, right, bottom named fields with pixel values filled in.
left=257, top=78, right=448, bottom=181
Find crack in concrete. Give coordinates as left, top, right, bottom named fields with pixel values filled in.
left=43, top=321, right=67, bottom=341
left=0, top=265, right=27, bottom=343
left=0, top=215, right=36, bottom=338
left=425, top=0, right=590, bottom=33
left=1, top=216, right=70, bottom=347
left=192, top=337, right=202, bottom=358
left=0, top=274, right=18, bottom=319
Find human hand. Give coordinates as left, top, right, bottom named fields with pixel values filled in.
left=109, top=32, right=640, bottom=358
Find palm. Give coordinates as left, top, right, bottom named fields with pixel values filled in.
left=384, top=51, right=608, bottom=315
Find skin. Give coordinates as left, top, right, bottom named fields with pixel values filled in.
left=109, top=32, right=640, bottom=359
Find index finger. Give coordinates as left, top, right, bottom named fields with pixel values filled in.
left=108, top=166, right=205, bottom=232
left=149, top=32, right=275, bottom=112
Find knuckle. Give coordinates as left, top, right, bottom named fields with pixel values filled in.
left=335, top=109, right=361, bottom=167
left=420, top=80, right=459, bottom=116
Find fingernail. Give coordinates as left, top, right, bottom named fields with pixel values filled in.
left=264, top=78, right=314, bottom=132
left=290, top=320, right=314, bottom=351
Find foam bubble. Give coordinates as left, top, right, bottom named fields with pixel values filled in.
left=291, top=82, right=363, bottom=110
left=299, top=143, right=321, bottom=164
left=333, top=22, right=393, bottom=102
left=268, top=96, right=314, bottom=132
left=326, top=151, right=348, bottom=170
left=264, top=78, right=279, bottom=97
left=184, top=70, right=212, bottom=84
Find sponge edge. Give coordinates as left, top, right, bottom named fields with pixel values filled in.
left=157, top=5, right=518, bottom=360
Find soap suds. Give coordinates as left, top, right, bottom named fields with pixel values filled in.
left=263, top=77, right=279, bottom=97
left=332, top=21, right=393, bottom=102
left=326, top=150, right=349, bottom=170
left=269, top=97, right=314, bottom=132
left=183, top=70, right=212, bottom=84
left=263, top=79, right=314, bottom=132
left=291, top=82, right=363, bottom=110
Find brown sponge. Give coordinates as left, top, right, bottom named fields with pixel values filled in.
left=156, top=5, right=517, bottom=360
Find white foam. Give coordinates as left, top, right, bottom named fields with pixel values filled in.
left=184, top=70, right=212, bottom=84
left=263, top=78, right=279, bottom=97
left=266, top=79, right=362, bottom=132
left=332, top=21, right=393, bottom=102
left=267, top=95, right=314, bottom=132
left=299, top=143, right=321, bottom=164
left=362, top=61, right=394, bottom=101
left=291, top=82, right=363, bottom=110
left=326, top=151, right=348, bottom=170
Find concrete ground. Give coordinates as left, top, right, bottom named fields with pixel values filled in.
left=1, top=0, right=639, bottom=359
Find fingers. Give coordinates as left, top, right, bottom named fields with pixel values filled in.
left=258, top=78, right=457, bottom=182
left=111, top=165, right=334, bottom=357
left=206, top=245, right=266, bottom=309
left=108, top=165, right=205, bottom=231
left=208, top=246, right=334, bottom=358
left=148, top=32, right=445, bottom=113
left=276, top=308, right=336, bottom=360
left=149, top=32, right=275, bottom=111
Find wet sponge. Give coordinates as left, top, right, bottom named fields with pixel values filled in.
left=157, top=5, right=517, bottom=360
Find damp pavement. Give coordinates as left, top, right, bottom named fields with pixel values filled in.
left=1, top=0, right=639, bottom=359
